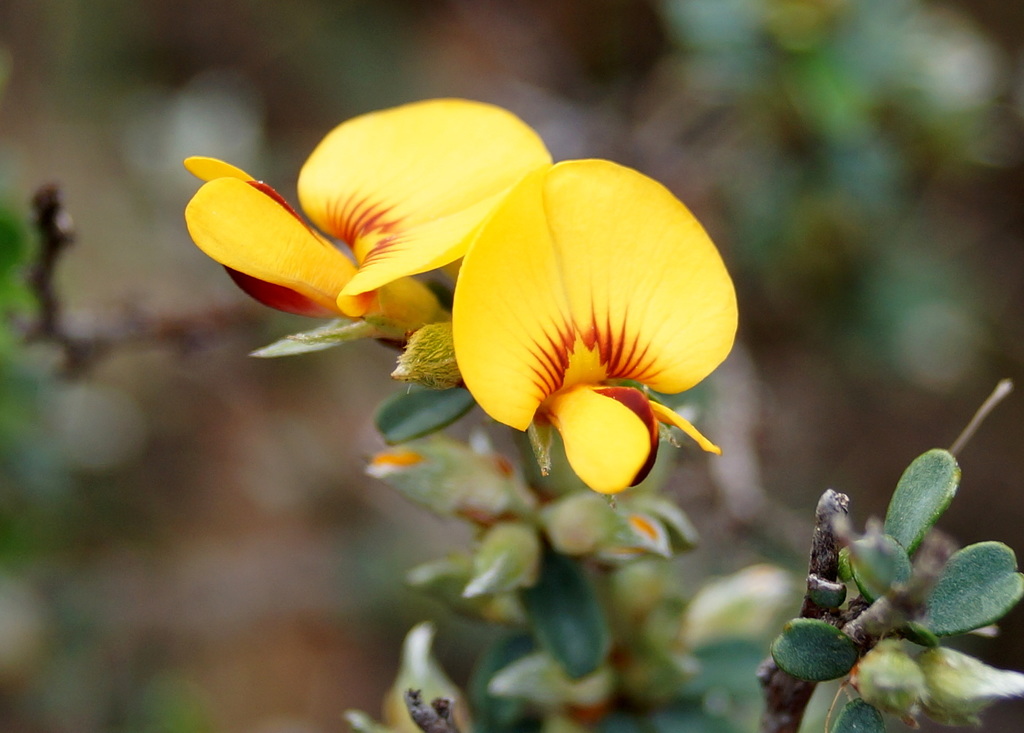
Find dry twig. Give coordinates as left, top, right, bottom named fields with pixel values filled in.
left=404, top=690, right=461, bottom=733
left=20, top=182, right=254, bottom=375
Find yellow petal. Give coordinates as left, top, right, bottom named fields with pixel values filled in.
left=545, top=385, right=656, bottom=494
left=650, top=401, right=721, bottom=454
left=454, top=160, right=737, bottom=431
left=453, top=168, right=573, bottom=430
left=298, top=99, right=552, bottom=294
left=184, top=156, right=253, bottom=182
left=185, top=177, right=355, bottom=314
left=540, top=159, right=737, bottom=394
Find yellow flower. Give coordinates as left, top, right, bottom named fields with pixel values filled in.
left=452, top=160, right=737, bottom=494
left=183, top=99, right=552, bottom=332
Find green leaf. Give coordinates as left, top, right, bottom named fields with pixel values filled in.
left=250, top=319, right=376, bottom=357
left=770, top=619, right=859, bottom=682
left=464, top=523, right=541, bottom=598
left=596, top=712, right=647, bottom=733
left=648, top=701, right=742, bottom=733
left=375, top=387, right=476, bottom=444
left=469, top=633, right=536, bottom=733
left=830, top=699, right=886, bottom=733
left=924, top=541, right=1024, bottom=636
left=884, top=449, right=959, bottom=554
left=521, top=548, right=610, bottom=679
left=849, top=534, right=912, bottom=602
left=901, top=621, right=939, bottom=648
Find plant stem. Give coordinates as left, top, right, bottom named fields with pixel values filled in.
left=757, top=489, right=849, bottom=733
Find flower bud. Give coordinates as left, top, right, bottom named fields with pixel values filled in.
left=383, top=623, right=469, bottom=733
left=607, top=559, right=674, bottom=626
left=392, top=322, right=462, bottom=389
left=368, top=436, right=536, bottom=522
left=541, top=493, right=671, bottom=559
left=464, top=522, right=541, bottom=598
left=488, top=651, right=613, bottom=710
left=851, top=640, right=924, bottom=718
left=918, top=647, right=1024, bottom=726
left=406, top=555, right=525, bottom=624
left=681, top=564, right=796, bottom=647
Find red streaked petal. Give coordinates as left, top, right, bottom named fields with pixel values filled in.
left=544, top=385, right=658, bottom=494
left=185, top=177, right=355, bottom=315
left=225, top=268, right=340, bottom=317
left=540, top=160, right=738, bottom=394
left=299, top=99, right=552, bottom=292
left=453, top=168, right=573, bottom=430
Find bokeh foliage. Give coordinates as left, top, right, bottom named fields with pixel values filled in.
left=0, top=0, right=1022, bottom=731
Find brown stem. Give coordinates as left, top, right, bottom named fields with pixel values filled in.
left=758, top=489, right=849, bottom=733
left=20, top=183, right=255, bottom=375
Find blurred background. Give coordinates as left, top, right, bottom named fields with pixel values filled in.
left=0, top=0, right=1022, bottom=731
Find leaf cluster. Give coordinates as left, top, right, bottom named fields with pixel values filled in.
left=769, top=450, right=1024, bottom=731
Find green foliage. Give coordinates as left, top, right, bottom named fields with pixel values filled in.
left=924, top=541, right=1024, bottom=637
left=469, top=633, right=538, bottom=733
left=848, top=533, right=911, bottom=602
left=765, top=448, right=1024, bottom=730
left=465, top=523, right=541, bottom=598
left=770, top=618, right=859, bottom=682
left=521, top=549, right=611, bottom=680
left=375, top=386, right=476, bottom=444
left=830, top=699, right=886, bottom=733
left=883, top=449, right=960, bottom=554
left=250, top=318, right=376, bottom=357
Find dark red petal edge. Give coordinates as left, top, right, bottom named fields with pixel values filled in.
left=226, top=267, right=336, bottom=317
left=594, top=386, right=659, bottom=487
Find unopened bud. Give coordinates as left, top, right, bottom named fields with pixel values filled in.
left=383, top=623, right=468, bottom=733
left=541, top=493, right=670, bottom=558
left=681, top=564, right=796, bottom=647
left=488, top=651, right=613, bottom=709
left=918, top=647, right=1024, bottom=726
left=852, top=640, right=924, bottom=719
left=406, top=555, right=525, bottom=624
left=464, top=523, right=541, bottom=598
left=392, top=322, right=461, bottom=389
left=368, top=436, right=536, bottom=522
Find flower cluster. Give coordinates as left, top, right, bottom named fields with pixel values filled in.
left=184, top=99, right=738, bottom=494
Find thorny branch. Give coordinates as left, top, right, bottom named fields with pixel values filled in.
left=20, top=183, right=254, bottom=375
left=404, top=690, right=461, bottom=733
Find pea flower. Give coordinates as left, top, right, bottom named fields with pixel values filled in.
left=184, top=99, right=552, bottom=335
left=453, top=160, right=737, bottom=494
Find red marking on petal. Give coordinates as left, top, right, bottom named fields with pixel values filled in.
left=593, top=386, right=659, bottom=487
left=526, top=323, right=575, bottom=399
left=582, top=304, right=657, bottom=384
left=325, top=191, right=400, bottom=251
left=247, top=181, right=306, bottom=224
left=225, top=268, right=337, bottom=317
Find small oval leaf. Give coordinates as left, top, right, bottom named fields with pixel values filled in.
left=883, top=449, right=959, bottom=554
left=850, top=534, right=912, bottom=602
left=925, top=541, right=1024, bottom=636
left=830, top=699, right=886, bottom=733
left=375, top=386, right=476, bottom=444
left=770, top=618, right=859, bottom=682
left=521, top=548, right=610, bottom=679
